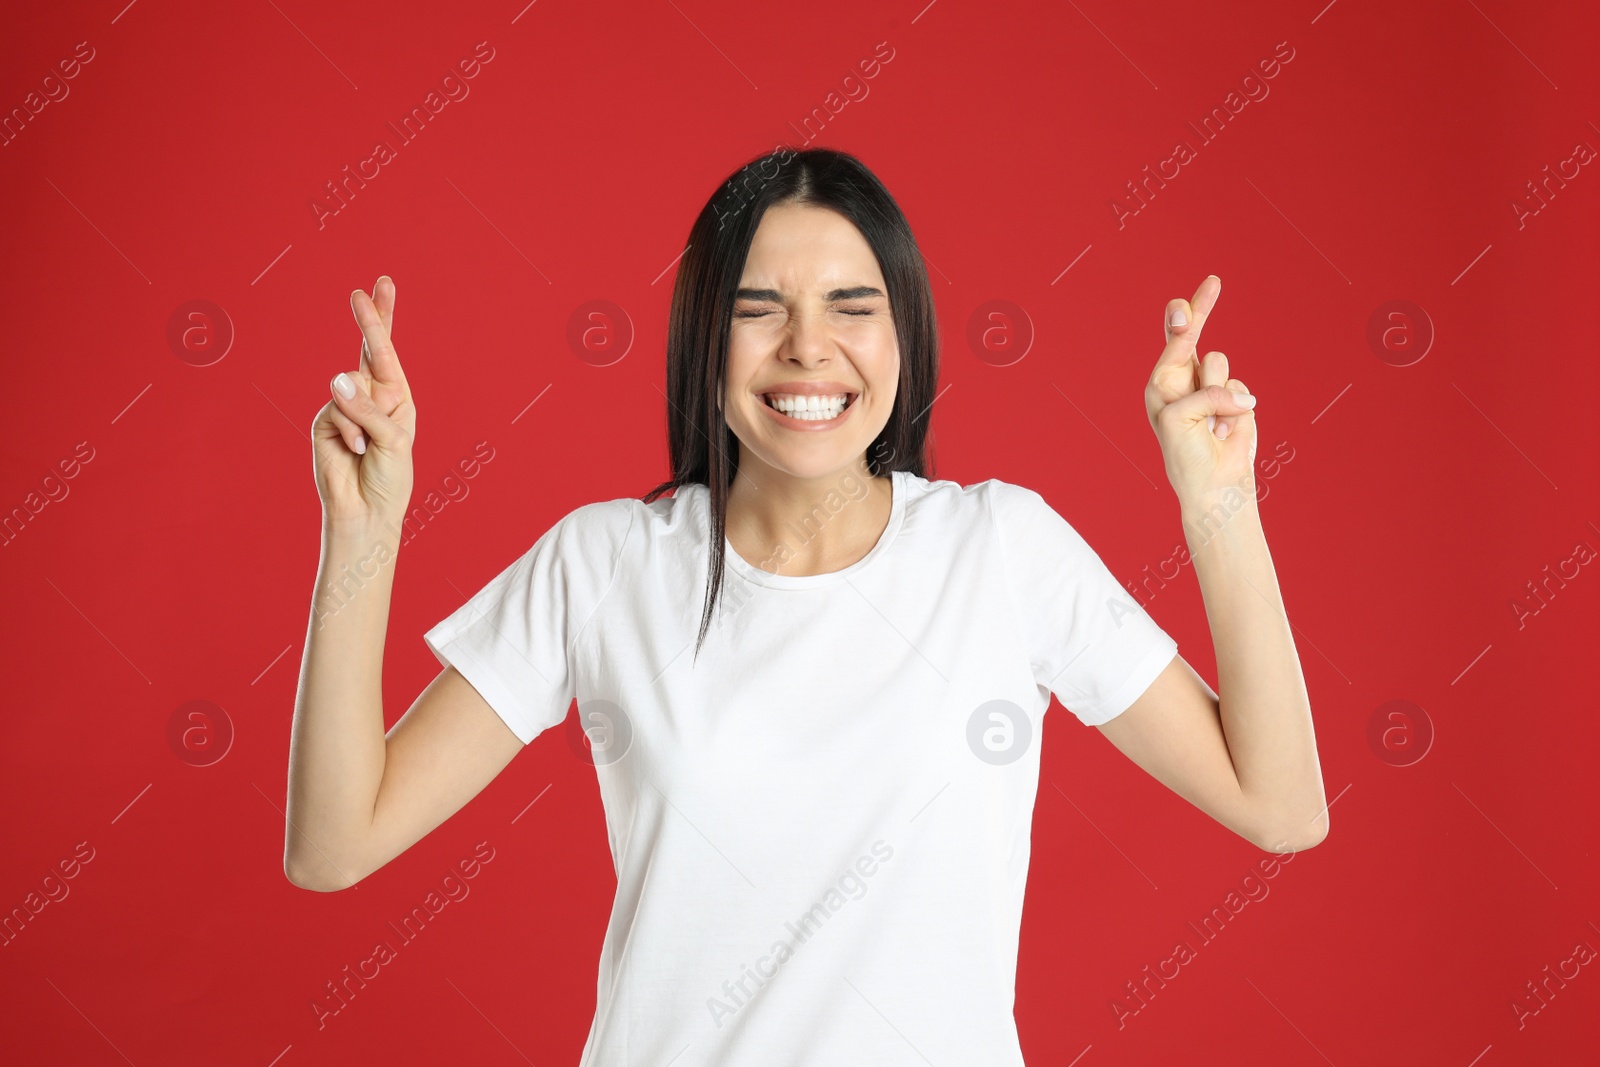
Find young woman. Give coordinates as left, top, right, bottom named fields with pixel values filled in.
left=285, top=147, right=1326, bottom=1064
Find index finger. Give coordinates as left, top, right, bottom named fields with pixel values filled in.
left=358, top=276, right=396, bottom=377
left=1156, top=274, right=1222, bottom=373
left=351, top=287, right=406, bottom=388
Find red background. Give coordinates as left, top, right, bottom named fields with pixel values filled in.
left=3, top=0, right=1597, bottom=1063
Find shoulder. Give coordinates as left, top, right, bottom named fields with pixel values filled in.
left=966, top=477, right=1093, bottom=557
left=887, top=472, right=1059, bottom=538
left=544, top=496, right=641, bottom=559
left=924, top=475, right=1053, bottom=528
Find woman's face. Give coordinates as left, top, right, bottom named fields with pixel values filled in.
left=723, top=201, right=900, bottom=483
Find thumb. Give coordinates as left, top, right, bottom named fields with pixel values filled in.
left=330, top=372, right=409, bottom=452
left=1161, top=383, right=1257, bottom=430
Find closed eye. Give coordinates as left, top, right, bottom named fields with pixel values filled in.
left=734, top=308, right=878, bottom=318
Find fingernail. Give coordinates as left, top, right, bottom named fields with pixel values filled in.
left=1217, top=422, right=1231, bottom=440
left=353, top=431, right=367, bottom=455
left=333, top=373, right=356, bottom=399
left=1237, top=392, right=1256, bottom=407
left=1169, top=307, right=1187, bottom=328
left=1206, top=415, right=1216, bottom=432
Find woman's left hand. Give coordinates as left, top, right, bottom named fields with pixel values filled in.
left=1145, top=274, right=1260, bottom=505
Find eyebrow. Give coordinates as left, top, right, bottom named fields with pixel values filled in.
left=735, top=286, right=886, bottom=302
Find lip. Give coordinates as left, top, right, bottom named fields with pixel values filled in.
left=755, top=379, right=859, bottom=398
left=756, top=384, right=858, bottom=431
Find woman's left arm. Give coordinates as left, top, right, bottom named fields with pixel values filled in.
left=1096, top=275, right=1328, bottom=853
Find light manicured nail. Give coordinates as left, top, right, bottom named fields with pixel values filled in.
left=353, top=431, right=367, bottom=455
left=1169, top=307, right=1187, bottom=328
left=1237, top=392, right=1256, bottom=407
left=333, top=373, right=356, bottom=399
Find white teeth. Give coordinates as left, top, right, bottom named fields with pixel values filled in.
left=763, top=393, right=850, bottom=420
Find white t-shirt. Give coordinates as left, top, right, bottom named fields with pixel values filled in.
left=424, top=469, right=1179, bottom=1065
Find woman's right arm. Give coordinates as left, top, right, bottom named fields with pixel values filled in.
left=284, top=278, right=523, bottom=892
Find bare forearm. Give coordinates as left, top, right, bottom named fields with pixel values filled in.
left=284, top=517, right=404, bottom=888
left=1180, top=493, right=1327, bottom=849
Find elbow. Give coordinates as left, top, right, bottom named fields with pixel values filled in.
left=1251, top=811, right=1329, bottom=854
left=284, top=853, right=361, bottom=893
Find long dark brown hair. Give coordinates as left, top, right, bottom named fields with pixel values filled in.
left=644, top=146, right=940, bottom=660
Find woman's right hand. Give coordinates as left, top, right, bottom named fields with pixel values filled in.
left=312, top=276, right=417, bottom=529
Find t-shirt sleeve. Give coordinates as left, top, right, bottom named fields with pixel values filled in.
left=989, top=480, right=1179, bottom=727
left=422, top=499, right=634, bottom=745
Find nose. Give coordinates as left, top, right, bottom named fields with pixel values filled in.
left=780, top=311, right=833, bottom=367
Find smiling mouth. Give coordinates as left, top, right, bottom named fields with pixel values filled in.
left=759, top=392, right=857, bottom=421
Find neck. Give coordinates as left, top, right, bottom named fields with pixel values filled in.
left=725, top=459, right=891, bottom=577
